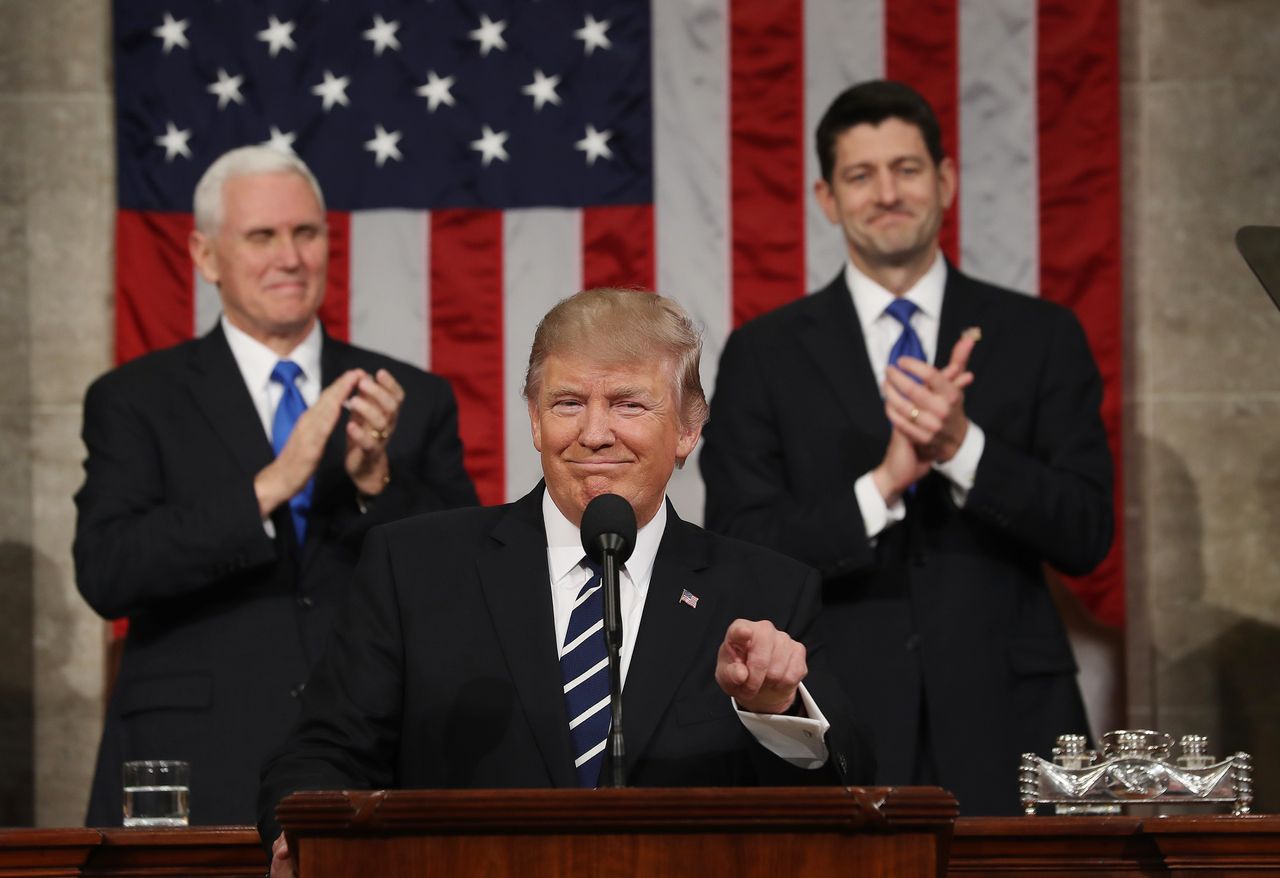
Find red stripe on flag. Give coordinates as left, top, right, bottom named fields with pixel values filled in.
left=885, top=0, right=960, bottom=264
left=1038, top=0, right=1124, bottom=627
left=728, top=0, right=806, bottom=328
left=318, top=211, right=351, bottom=342
left=429, top=210, right=505, bottom=506
left=115, top=210, right=194, bottom=365
left=582, top=204, right=655, bottom=290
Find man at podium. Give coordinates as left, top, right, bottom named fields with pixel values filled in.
left=259, top=289, right=872, bottom=873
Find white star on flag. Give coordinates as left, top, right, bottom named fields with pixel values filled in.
left=257, top=16, right=297, bottom=58
left=263, top=126, right=297, bottom=154
left=152, top=12, right=190, bottom=54
left=154, top=122, right=192, bottom=161
left=415, top=71, right=456, bottom=112
left=469, top=14, right=508, bottom=57
left=364, top=125, right=403, bottom=167
left=521, top=69, right=562, bottom=111
left=575, top=125, right=613, bottom=166
left=206, top=69, right=245, bottom=110
left=311, top=71, right=351, bottom=111
left=574, top=14, right=612, bottom=56
left=362, top=15, right=401, bottom=56
left=470, top=125, right=510, bottom=166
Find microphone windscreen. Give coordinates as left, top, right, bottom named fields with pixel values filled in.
left=580, top=493, right=637, bottom=564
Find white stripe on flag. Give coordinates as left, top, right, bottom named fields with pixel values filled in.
left=503, top=208, right=582, bottom=502
left=653, top=0, right=731, bottom=526
left=958, top=0, right=1039, bottom=295
left=804, top=0, right=886, bottom=292
left=350, top=210, right=430, bottom=365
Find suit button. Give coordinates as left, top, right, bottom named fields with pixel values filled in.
left=905, top=634, right=921, bottom=652
left=290, top=682, right=307, bottom=698
left=297, top=595, right=314, bottom=609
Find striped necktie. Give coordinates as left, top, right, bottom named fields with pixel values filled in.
left=560, top=558, right=611, bottom=787
left=269, top=360, right=313, bottom=544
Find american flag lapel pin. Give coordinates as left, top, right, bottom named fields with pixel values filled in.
left=679, top=589, right=699, bottom=609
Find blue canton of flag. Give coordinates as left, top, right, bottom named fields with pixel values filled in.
left=114, top=1, right=653, bottom=212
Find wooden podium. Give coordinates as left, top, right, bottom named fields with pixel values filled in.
left=276, top=786, right=958, bottom=877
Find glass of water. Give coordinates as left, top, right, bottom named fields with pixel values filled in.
left=122, top=760, right=190, bottom=827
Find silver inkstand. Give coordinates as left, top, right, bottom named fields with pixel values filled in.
left=1020, top=730, right=1253, bottom=816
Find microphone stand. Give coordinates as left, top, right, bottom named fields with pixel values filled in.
left=600, top=547, right=626, bottom=787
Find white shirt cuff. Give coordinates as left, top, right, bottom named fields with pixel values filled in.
left=932, top=420, right=985, bottom=507
left=854, top=471, right=905, bottom=540
left=732, top=683, right=830, bottom=769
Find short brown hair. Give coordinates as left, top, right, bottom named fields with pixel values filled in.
left=522, top=288, right=709, bottom=431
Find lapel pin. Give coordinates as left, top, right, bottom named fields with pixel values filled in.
left=679, top=589, right=699, bottom=609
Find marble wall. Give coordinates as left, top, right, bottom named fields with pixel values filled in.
left=2, top=0, right=1279, bottom=824
left=1124, top=0, right=1280, bottom=810
left=0, top=0, right=114, bottom=826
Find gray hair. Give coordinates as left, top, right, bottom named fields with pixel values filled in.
left=192, top=145, right=325, bottom=234
left=522, top=288, right=709, bottom=431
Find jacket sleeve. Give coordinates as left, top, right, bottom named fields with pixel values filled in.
left=73, top=375, right=278, bottom=620
left=964, top=310, right=1114, bottom=576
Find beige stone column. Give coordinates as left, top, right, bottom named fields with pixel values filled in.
left=1124, top=0, right=1280, bottom=810
left=0, top=0, right=113, bottom=826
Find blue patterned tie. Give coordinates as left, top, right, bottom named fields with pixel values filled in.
left=886, top=298, right=926, bottom=372
left=269, top=360, right=313, bottom=544
left=560, top=558, right=611, bottom=787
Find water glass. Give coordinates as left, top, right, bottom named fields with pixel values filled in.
left=122, top=760, right=190, bottom=827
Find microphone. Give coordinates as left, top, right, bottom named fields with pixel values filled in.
left=579, top=493, right=636, bottom=788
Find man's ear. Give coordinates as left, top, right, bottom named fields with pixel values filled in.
left=814, top=178, right=839, bottom=225
left=189, top=230, right=219, bottom=285
left=528, top=399, right=542, bottom=453
left=937, top=156, right=957, bottom=211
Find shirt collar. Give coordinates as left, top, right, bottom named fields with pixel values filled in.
left=542, top=488, right=666, bottom=588
left=845, top=251, right=947, bottom=331
left=221, top=315, right=323, bottom=393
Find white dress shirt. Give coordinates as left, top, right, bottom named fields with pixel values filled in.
left=541, top=491, right=831, bottom=768
left=845, top=255, right=986, bottom=539
left=221, top=316, right=323, bottom=534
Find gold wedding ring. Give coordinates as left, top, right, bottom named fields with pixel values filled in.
left=372, top=428, right=388, bottom=441
left=909, top=407, right=920, bottom=422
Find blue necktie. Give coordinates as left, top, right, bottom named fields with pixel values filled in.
left=886, top=298, right=926, bottom=371
left=560, top=558, right=611, bottom=787
left=270, top=360, right=313, bottom=545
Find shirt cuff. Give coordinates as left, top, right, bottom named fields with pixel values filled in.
left=854, top=471, right=905, bottom=540
left=732, top=683, right=830, bottom=769
left=932, top=420, right=985, bottom=507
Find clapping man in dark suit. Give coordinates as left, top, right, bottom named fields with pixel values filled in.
left=259, top=288, right=871, bottom=877
left=75, top=146, right=477, bottom=826
left=700, top=81, right=1114, bottom=814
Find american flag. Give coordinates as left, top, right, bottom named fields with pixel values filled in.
left=113, top=0, right=1122, bottom=626
left=680, top=589, right=699, bottom=610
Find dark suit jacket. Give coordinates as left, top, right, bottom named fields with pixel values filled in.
left=257, top=486, right=871, bottom=844
left=700, top=267, right=1114, bottom=815
left=75, top=324, right=478, bottom=826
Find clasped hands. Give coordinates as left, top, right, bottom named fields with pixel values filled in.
left=254, top=368, right=405, bottom=518
left=873, top=330, right=980, bottom=504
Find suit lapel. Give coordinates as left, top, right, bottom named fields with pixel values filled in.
left=186, top=326, right=275, bottom=477
left=621, top=505, right=722, bottom=768
left=796, top=275, right=890, bottom=444
left=935, top=264, right=993, bottom=376
left=475, top=486, right=578, bottom=787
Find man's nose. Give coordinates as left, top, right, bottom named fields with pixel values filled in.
left=273, top=236, right=304, bottom=269
left=579, top=403, right=614, bottom=448
left=873, top=168, right=899, bottom=205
